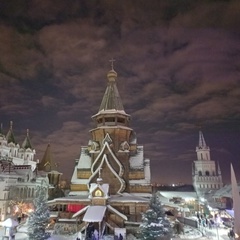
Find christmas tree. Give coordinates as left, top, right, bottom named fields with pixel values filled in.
left=28, top=186, right=50, bottom=240
left=139, top=193, right=172, bottom=240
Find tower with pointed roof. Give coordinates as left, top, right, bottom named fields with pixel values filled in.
left=48, top=66, right=151, bottom=236
left=1, top=122, right=37, bottom=167
left=38, top=143, right=63, bottom=199
left=0, top=121, right=49, bottom=221
left=192, top=130, right=223, bottom=198
left=38, top=143, right=56, bottom=172
left=70, top=66, right=152, bottom=196
left=19, top=129, right=36, bottom=163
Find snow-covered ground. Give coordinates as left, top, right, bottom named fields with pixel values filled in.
left=176, top=225, right=202, bottom=239
left=0, top=224, right=228, bottom=240
left=0, top=225, right=201, bottom=240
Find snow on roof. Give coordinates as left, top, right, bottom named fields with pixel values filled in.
left=90, top=125, right=133, bottom=132
left=157, top=194, right=170, bottom=203
left=109, top=193, right=149, bottom=203
left=130, top=192, right=152, bottom=198
left=89, top=183, right=109, bottom=196
left=83, top=206, right=106, bottom=222
left=158, top=191, right=197, bottom=200
left=77, top=147, right=91, bottom=169
left=72, top=205, right=128, bottom=221
left=129, top=179, right=148, bottom=184
left=129, top=146, right=144, bottom=169
left=92, top=109, right=130, bottom=117
left=48, top=195, right=90, bottom=204
left=69, top=191, right=89, bottom=196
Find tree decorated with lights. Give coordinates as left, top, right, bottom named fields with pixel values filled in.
left=28, top=186, right=50, bottom=240
left=139, top=193, right=172, bottom=240
left=9, top=186, right=33, bottom=217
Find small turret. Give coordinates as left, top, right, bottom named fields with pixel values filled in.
left=22, top=129, right=33, bottom=149
left=6, top=121, right=16, bottom=144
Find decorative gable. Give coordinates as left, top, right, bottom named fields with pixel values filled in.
left=119, top=141, right=130, bottom=152
left=102, top=133, right=112, bottom=145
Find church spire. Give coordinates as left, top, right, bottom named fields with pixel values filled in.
left=199, top=130, right=207, bottom=148
left=6, top=121, right=16, bottom=144
left=196, top=130, right=210, bottom=161
left=22, top=129, right=33, bottom=149
left=98, top=60, right=125, bottom=113
left=217, top=161, right=222, bottom=175
left=38, top=143, right=57, bottom=172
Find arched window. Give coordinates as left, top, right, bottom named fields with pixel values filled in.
left=198, top=171, right=202, bottom=176
left=206, top=171, right=210, bottom=176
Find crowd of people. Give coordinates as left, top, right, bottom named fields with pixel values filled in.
left=197, top=212, right=236, bottom=239
left=196, top=212, right=225, bottom=229
left=76, top=222, right=125, bottom=240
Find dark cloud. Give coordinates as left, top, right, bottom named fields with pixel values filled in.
left=0, top=0, right=240, bottom=184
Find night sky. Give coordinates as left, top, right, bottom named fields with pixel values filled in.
left=0, top=0, right=240, bottom=185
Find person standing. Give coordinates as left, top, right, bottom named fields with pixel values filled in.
left=93, top=229, right=99, bottom=240
left=118, top=233, right=123, bottom=240
left=228, top=228, right=235, bottom=239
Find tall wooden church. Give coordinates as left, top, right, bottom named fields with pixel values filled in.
left=192, top=130, right=223, bottom=198
left=70, top=66, right=152, bottom=196
left=49, top=66, right=152, bottom=237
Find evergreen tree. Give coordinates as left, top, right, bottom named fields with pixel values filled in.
left=149, top=194, right=166, bottom=218
left=139, top=193, right=172, bottom=240
left=28, top=186, right=50, bottom=240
